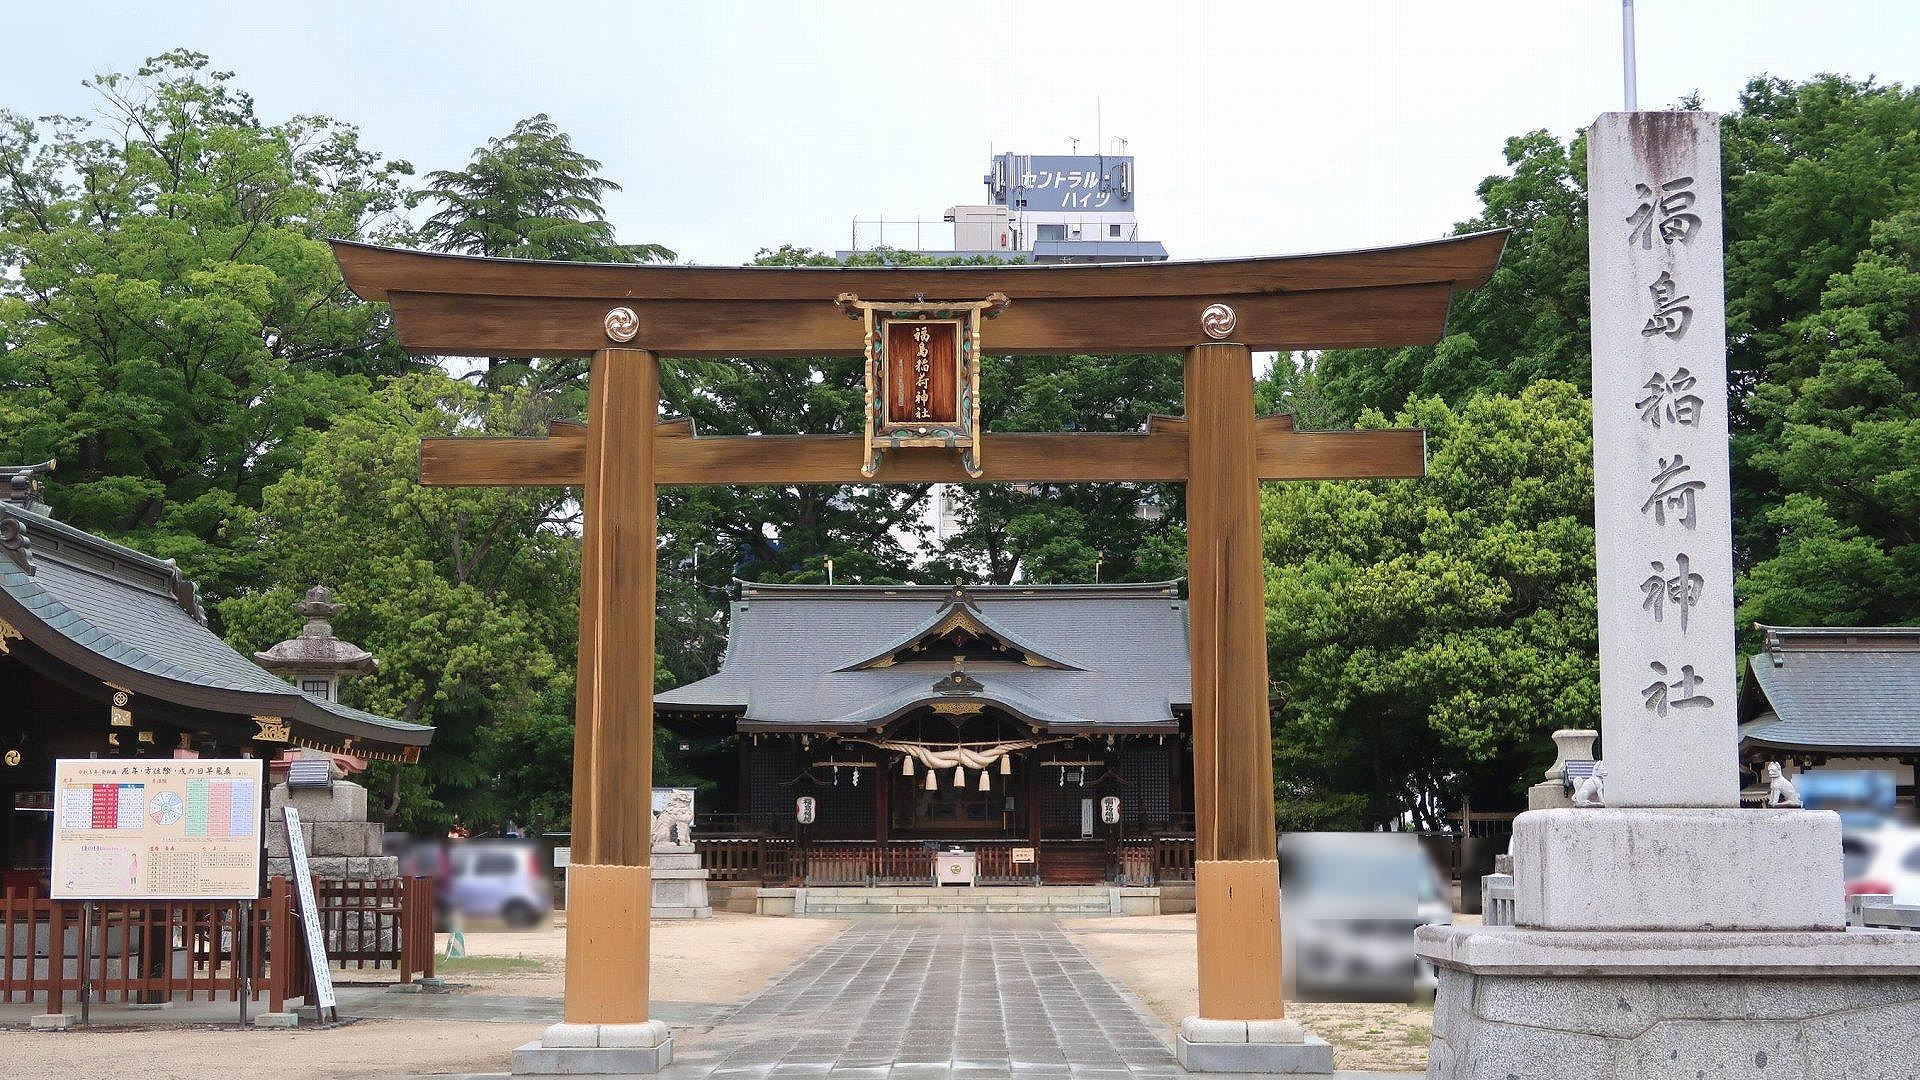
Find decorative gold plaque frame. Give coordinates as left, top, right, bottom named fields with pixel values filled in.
left=836, top=293, right=1009, bottom=478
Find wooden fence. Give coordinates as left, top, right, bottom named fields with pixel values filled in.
left=698, top=836, right=1196, bottom=886
left=0, top=876, right=433, bottom=1013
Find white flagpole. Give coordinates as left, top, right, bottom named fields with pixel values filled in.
left=1622, top=0, right=1640, bottom=111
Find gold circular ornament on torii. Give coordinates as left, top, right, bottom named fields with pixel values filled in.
left=1200, top=303, right=1237, bottom=340
left=604, top=306, right=639, bottom=343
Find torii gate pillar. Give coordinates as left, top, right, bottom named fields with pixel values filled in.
left=1178, top=342, right=1330, bottom=1072
left=532, top=347, right=673, bottom=1067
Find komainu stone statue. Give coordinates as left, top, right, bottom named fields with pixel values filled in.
left=1766, top=761, right=1803, bottom=808
left=651, top=788, right=695, bottom=849
left=1571, top=761, right=1607, bottom=807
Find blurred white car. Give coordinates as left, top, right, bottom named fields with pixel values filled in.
left=1281, top=832, right=1451, bottom=1002
left=447, top=840, right=552, bottom=927
left=1844, top=822, right=1920, bottom=906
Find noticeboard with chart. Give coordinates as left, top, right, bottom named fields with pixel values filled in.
left=51, top=758, right=264, bottom=900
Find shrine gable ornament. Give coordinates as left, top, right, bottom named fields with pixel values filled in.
left=837, top=292, right=1009, bottom=478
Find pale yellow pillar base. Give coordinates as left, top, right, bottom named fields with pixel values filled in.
left=563, top=863, right=651, bottom=1024
left=1194, top=858, right=1283, bottom=1020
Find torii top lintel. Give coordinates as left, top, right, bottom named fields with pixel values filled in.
left=329, top=230, right=1507, bottom=358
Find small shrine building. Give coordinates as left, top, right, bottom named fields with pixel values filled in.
left=656, top=579, right=1200, bottom=883
left=1740, top=624, right=1920, bottom=807
left=0, top=464, right=433, bottom=886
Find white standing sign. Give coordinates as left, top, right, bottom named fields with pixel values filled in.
left=281, top=806, right=337, bottom=1010
left=1588, top=111, right=1739, bottom=807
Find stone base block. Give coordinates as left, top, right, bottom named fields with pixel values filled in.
left=253, top=1011, right=300, bottom=1028
left=1175, top=1034, right=1332, bottom=1073
left=1525, top=779, right=1571, bottom=810
left=1419, top=924, right=1920, bottom=1079
left=755, top=887, right=797, bottom=916
left=650, top=858, right=711, bottom=920
left=512, top=1021, right=673, bottom=1074
left=269, top=781, right=368, bottom=823
left=1512, top=807, right=1844, bottom=930
left=28, top=1012, right=74, bottom=1030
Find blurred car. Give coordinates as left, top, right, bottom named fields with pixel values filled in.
left=1281, top=832, right=1451, bottom=1003
left=1844, top=821, right=1920, bottom=906
left=446, top=839, right=552, bottom=927
left=1799, top=770, right=1897, bottom=830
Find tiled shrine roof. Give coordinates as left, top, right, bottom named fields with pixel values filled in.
left=1739, top=625, right=1920, bottom=756
left=0, top=503, right=431, bottom=755
left=656, top=581, right=1193, bottom=734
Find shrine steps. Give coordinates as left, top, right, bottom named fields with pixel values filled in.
left=759, top=884, right=1162, bottom=917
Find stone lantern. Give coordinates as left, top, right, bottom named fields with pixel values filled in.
left=254, top=585, right=376, bottom=702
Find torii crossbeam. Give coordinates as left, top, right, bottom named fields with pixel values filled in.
left=331, top=231, right=1505, bottom=1072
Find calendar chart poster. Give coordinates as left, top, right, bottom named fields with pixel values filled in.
left=51, top=758, right=265, bottom=900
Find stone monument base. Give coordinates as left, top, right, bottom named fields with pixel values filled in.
left=512, top=1021, right=673, bottom=1075
left=649, top=846, right=711, bottom=920
left=1511, top=807, right=1844, bottom=931
left=1175, top=1016, right=1333, bottom=1073
left=1416, top=924, right=1920, bottom=1079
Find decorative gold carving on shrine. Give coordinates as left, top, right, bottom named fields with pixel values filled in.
left=603, top=306, right=639, bottom=343
left=3, top=749, right=20, bottom=767
left=108, top=686, right=133, bottom=727
left=837, top=293, right=1009, bottom=478
left=252, top=715, right=292, bottom=743
left=930, top=701, right=985, bottom=715
left=0, top=617, right=21, bottom=655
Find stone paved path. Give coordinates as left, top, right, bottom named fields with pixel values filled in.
left=657, top=914, right=1179, bottom=1080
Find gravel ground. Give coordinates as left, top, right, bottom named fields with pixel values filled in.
left=1061, top=913, right=1436, bottom=1074
left=0, top=911, right=847, bottom=1080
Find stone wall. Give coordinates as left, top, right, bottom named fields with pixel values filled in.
left=1428, top=967, right=1920, bottom=1079
left=263, top=778, right=400, bottom=956
left=264, top=780, right=397, bottom=881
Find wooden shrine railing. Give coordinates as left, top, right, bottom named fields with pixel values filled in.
left=697, top=837, right=1198, bottom=886
left=695, top=838, right=775, bottom=882
left=0, top=876, right=433, bottom=1013
left=314, top=876, right=437, bottom=979
left=1117, top=838, right=1196, bottom=886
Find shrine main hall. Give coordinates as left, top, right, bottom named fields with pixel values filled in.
left=656, top=579, right=1197, bottom=884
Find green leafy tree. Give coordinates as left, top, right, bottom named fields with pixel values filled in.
left=421, top=114, right=673, bottom=265
left=652, top=246, right=937, bottom=687
left=218, top=373, right=580, bottom=832
left=1264, top=382, right=1596, bottom=829
left=419, top=113, right=675, bottom=395
left=1315, top=129, right=1592, bottom=420
left=1738, top=208, right=1920, bottom=629
left=933, top=352, right=1188, bottom=585
left=0, top=50, right=417, bottom=600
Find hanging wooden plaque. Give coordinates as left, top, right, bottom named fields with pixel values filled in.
left=838, top=293, right=1009, bottom=477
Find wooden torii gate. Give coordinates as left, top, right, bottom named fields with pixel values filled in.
left=332, top=232, right=1503, bottom=1064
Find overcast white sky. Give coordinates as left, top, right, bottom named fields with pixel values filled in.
left=4, top=1, right=1917, bottom=265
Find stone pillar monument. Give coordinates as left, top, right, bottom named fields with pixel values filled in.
left=1416, top=112, right=1920, bottom=1078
